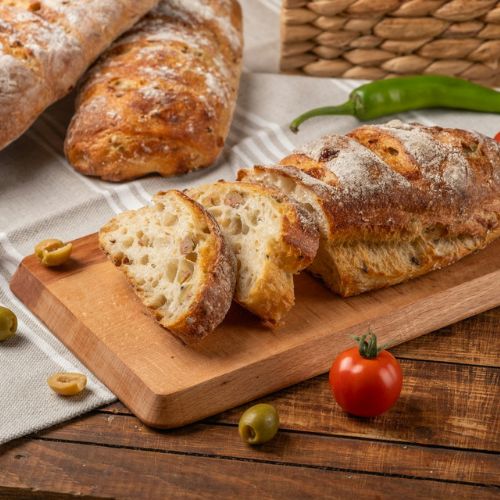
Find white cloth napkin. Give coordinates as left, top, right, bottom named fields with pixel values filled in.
left=1, top=0, right=498, bottom=444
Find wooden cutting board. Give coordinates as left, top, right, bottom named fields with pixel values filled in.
left=10, top=234, right=500, bottom=429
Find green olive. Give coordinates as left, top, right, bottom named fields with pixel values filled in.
left=35, top=239, right=72, bottom=267
left=0, top=306, right=17, bottom=341
left=238, top=403, right=279, bottom=445
left=47, top=372, right=87, bottom=396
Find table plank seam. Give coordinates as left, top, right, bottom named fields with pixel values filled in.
left=393, top=357, right=500, bottom=370
left=28, top=436, right=500, bottom=490
left=87, top=412, right=499, bottom=455
left=204, top=421, right=500, bottom=455
left=0, top=485, right=111, bottom=500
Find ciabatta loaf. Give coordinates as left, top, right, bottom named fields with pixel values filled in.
left=187, top=181, right=319, bottom=327
left=0, top=0, right=158, bottom=151
left=99, top=190, right=236, bottom=344
left=240, top=121, right=500, bottom=296
left=65, top=0, right=243, bottom=181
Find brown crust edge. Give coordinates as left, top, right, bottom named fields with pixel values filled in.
left=229, top=180, right=320, bottom=271
left=163, top=191, right=236, bottom=344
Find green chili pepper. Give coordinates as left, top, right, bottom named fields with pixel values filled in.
left=289, top=75, right=500, bottom=133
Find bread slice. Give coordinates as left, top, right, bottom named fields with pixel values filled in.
left=237, top=164, right=340, bottom=291
left=99, top=190, right=236, bottom=343
left=186, top=181, right=319, bottom=327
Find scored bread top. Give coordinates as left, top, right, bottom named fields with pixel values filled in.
left=64, top=0, right=243, bottom=181
left=0, top=0, right=158, bottom=150
left=280, top=120, right=500, bottom=244
left=99, top=190, right=236, bottom=344
left=187, top=181, right=319, bottom=327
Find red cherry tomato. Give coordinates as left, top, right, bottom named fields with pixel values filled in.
left=494, top=132, right=500, bottom=143
left=329, top=333, right=402, bottom=417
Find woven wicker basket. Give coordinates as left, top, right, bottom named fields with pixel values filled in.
left=280, top=0, right=500, bottom=86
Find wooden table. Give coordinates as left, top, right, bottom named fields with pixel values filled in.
left=1, top=308, right=499, bottom=499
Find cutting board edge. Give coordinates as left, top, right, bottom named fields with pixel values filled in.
left=10, top=254, right=500, bottom=429
left=142, top=265, right=500, bottom=428
left=9, top=260, right=165, bottom=422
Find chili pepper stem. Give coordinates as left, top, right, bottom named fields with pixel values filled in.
left=289, top=100, right=355, bottom=133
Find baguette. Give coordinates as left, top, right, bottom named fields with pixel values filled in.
left=65, top=0, right=243, bottom=181
left=0, top=0, right=159, bottom=151
left=187, top=181, right=319, bottom=327
left=240, top=120, right=500, bottom=296
left=99, top=190, right=236, bottom=344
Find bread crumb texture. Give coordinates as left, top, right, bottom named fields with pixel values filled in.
left=188, top=181, right=319, bottom=327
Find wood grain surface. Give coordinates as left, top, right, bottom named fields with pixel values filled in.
left=9, top=233, right=500, bottom=429
left=0, top=308, right=499, bottom=499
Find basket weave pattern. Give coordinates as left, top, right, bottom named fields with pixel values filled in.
left=281, top=0, right=500, bottom=86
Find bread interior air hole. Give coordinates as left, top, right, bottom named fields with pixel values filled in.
left=198, top=189, right=280, bottom=299
left=105, top=199, right=210, bottom=320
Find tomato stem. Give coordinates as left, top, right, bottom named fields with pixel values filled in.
left=354, top=332, right=384, bottom=359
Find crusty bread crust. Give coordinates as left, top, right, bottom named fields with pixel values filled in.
left=65, top=0, right=243, bottom=181
left=0, top=0, right=159, bottom=151
left=187, top=181, right=319, bottom=327
left=99, top=190, right=236, bottom=344
left=238, top=164, right=338, bottom=239
left=241, top=121, right=500, bottom=297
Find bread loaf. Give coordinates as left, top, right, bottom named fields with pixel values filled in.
left=65, top=0, right=243, bottom=181
left=239, top=120, right=500, bottom=296
left=99, top=190, right=236, bottom=344
left=0, top=0, right=159, bottom=151
left=187, top=181, right=319, bottom=327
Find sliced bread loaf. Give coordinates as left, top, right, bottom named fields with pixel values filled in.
left=247, top=121, right=500, bottom=297
left=99, top=190, right=236, bottom=343
left=186, top=181, right=319, bottom=327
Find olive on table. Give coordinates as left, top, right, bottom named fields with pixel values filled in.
left=35, top=239, right=72, bottom=267
left=0, top=306, right=17, bottom=341
left=238, top=403, right=279, bottom=445
left=47, top=372, right=87, bottom=396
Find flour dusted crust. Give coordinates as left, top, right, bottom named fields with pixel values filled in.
left=241, top=121, right=500, bottom=296
left=99, top=190, right=236, bottom=344
left=0, top=0, right=159, bottom=151
left=187, top=181, right=319, bottom=327
left=65, top=0, right=243, bottom=181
